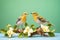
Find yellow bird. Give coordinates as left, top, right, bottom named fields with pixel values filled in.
left=16, top=12, right=28, bottom=27
left=31, top=12, right=49, bottom=25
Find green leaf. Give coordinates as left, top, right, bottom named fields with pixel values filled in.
left=31, top=24, right=34, bottom=27
left=0, top=29, right=7, bottom=34
left=47, top=23, right=52, bottom=26
left=48, top=32, right=55, bottom=37
left=13, top=25, right=17, bottom=29
left=5, top=33, right=8, bottom=37
left=25, top=22, right=28, bottom=27
left=51, top=29, right=55, bottom=32
left=24, top=33, right=28, bottom=38
left=18, top=32, right=23, bottom=38
left=30, top=24, right=36, bottom=31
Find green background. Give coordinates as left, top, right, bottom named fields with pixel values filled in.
left=0, top=0, right=60, bottom=32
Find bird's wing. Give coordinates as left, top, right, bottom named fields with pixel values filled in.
left=16, top=17, right=21, bottom=24
left=37, top=16, right=47, bottom=23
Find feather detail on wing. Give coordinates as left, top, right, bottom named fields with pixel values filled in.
left=16, top=17, right=21, bottom=24
left=37, top=16, right=49, bottom=23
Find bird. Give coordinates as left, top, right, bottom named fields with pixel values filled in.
left=31, top=12, right=50, bottom=26
left=31, top=12, right=53, bottom=36
left=16, top=12, right=28, bottom=28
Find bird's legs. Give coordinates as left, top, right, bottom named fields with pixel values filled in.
left=20, top=24, right=24, bottom=29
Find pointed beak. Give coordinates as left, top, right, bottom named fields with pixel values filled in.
left=30, top=13, right=32, bottom=14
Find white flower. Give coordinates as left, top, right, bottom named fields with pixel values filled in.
left=7, top=27, right=14, bottom=37
left=23, top=26, right=33, bottom=36
left=9, top=27, right=13, bottom=30
left=7, top=24, right=11, bottom=28
left=41, top=24, right=50, bottom=32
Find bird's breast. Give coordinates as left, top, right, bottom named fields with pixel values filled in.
left=33, top=16, right=38, bottom=22
left=35, top=19, right=41, bottom=24
left=21, top=16, right=26, bottom=23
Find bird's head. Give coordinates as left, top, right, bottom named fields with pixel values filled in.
left=31, top=12, right=38, bottom=16
left=22, top=12, right=28, bottom=16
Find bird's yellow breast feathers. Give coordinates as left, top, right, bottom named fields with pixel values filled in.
left=21, top=15, right=26, bottom=23
left=33, top=16, right=38, bottom=21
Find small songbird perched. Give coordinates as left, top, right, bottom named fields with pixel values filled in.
left=16, top=12, right=28, bottom=28
left=31, top=12, right=49, bottom=26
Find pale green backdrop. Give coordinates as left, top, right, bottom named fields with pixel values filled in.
left=0, top=0, right=60, bottom=32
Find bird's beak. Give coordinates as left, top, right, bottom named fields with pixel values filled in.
left=30, top=13, right=32, bottom=14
